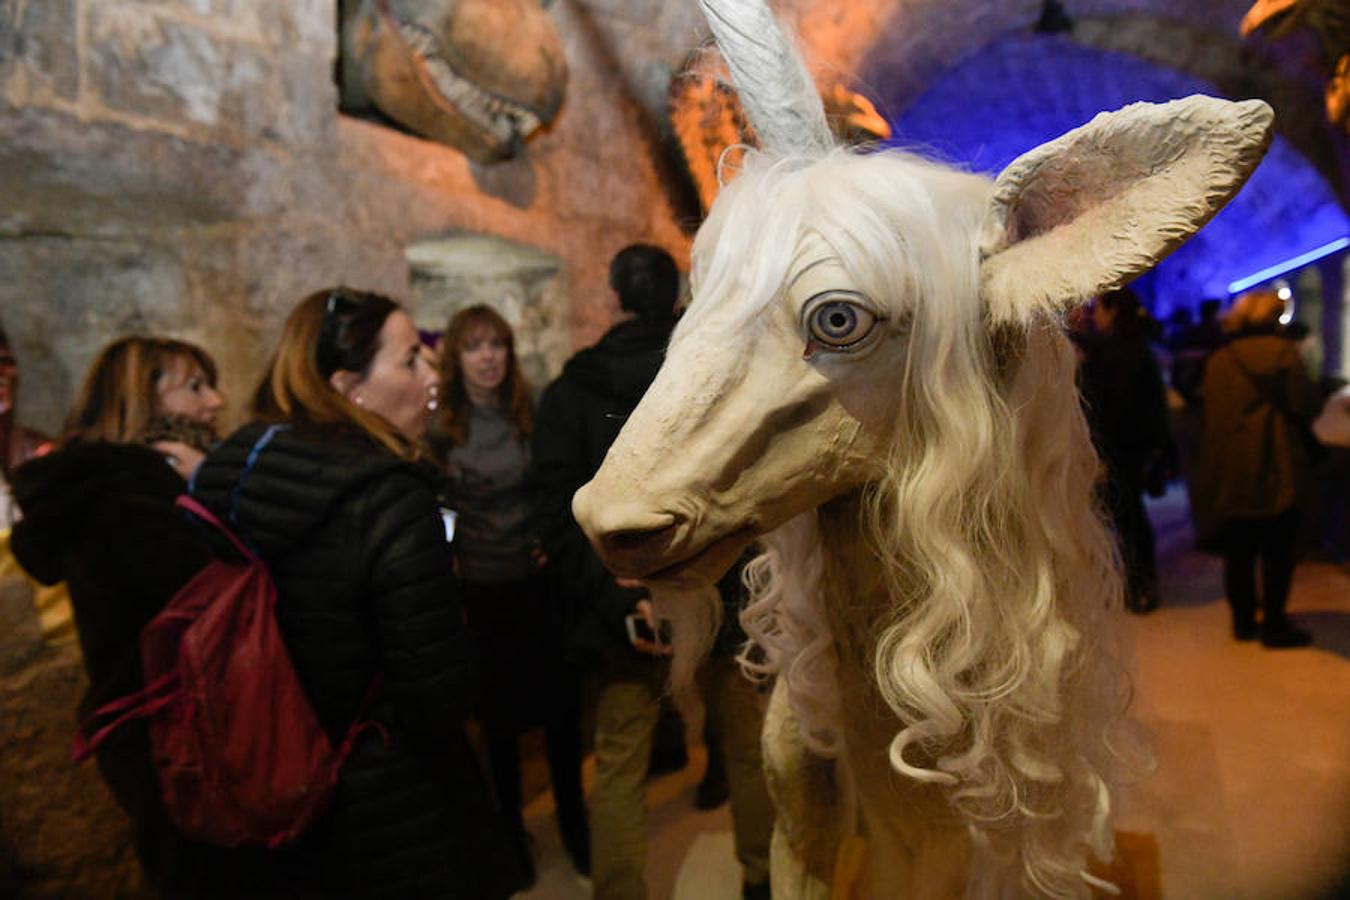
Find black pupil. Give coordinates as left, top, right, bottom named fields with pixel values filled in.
left=821, top=304, right=855, bottom=337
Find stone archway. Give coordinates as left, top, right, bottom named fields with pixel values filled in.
left=879, top=31, right=1350, bottom=314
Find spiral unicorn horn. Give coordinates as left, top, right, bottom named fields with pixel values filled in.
left=574, top=0, right=1273, bottom=895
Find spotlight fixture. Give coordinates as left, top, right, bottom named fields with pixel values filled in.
left=1035, top=0, right=1075, bottom=35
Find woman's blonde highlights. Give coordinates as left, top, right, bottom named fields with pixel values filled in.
left=63, top=336, right=218, bottom=446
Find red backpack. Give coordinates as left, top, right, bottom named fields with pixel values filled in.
left=72, top=494, right=376, bottom=848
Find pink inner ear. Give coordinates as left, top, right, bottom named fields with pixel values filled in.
left=1006, top=153, right=1126, bottom=246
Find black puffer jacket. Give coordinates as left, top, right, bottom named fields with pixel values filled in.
left=191, top=423, right=524, bottom=899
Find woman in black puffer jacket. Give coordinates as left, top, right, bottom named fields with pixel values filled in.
left=190, top=289, right=525, bottom=898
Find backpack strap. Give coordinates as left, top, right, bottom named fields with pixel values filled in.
left=176, top=495, right=256, bottom=562
left=338, top=675, right=389, bottom=757
left=185, top=423, right=289, bottom=558
left=71, top=670, right=180, bottom=762
left=228, top=422, right=289, bottom=530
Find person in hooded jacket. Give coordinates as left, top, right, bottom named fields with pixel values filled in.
left=1191, top=288, right=1322, bottom=648
left=189, top=288, right=526, bottom=898
left=1074, top=287, right=1174, bottom=614
left=531, top=245, right=773, bottom=900
left=7, top=335, right=269, bottom=896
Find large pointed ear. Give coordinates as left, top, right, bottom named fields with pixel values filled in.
left=979, top=95, right=1274, bottom=324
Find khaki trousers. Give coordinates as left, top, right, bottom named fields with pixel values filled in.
left=590, top=654, right=773, bottom=899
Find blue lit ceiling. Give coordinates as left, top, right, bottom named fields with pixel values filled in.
left=883, top=33, right=1350, bottom=319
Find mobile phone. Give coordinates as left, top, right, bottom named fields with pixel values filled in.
left=625, top=613, right=673, bottom=648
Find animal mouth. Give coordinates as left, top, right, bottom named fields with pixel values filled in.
left=393, top=19, right=544, bottom=149
left=610, top=522, right=757, bottom=587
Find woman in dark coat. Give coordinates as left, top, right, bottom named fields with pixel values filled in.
left=432, top=304, right=590, bottom=881
left=1191, top=288, right=1322, bottom=647
left=190, top=288, right=525, bottom=897
left=9, top=335, right=253, bottom=896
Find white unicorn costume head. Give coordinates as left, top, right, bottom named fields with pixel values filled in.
left=575, top=1, right=1273, bottom=895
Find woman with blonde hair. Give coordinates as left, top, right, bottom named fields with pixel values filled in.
left=433, top=304, right=589, bottom=881
left=1192, top=288, right=1322, bottom=647
left=190, top=288, right=526, bottom=897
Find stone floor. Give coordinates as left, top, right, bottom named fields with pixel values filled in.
left=515, top=486, right=1350, bottom=899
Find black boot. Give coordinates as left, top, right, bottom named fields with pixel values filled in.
left=1226, top=593, right=1258, bottom=642
left=1260, top=618, right=1312, bottom=649
left=743, top=878, right=771, bottom=900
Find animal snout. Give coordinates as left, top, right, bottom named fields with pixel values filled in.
left=572, top=485, right=683, bottom=575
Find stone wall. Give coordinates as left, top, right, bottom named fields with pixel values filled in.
left=3, top=0, right=1347, bottom=435
left=0, top=0, right=697, bottom=435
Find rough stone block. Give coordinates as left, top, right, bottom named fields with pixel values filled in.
left=0, top=235, right=193, bottom=435
left=0, top=108, right=296, bottom=236
left=87, top=5, right=224, bottom=124
left=86, top=4, right=286, bottom=144
left=0, top=0, right=80, bottom=106
left=278, top=51, right=338, bottom=149
left=259, top=0, right=336, bottom=54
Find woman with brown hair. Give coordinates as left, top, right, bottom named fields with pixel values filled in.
left=433, top=304, right=590, bottom=882
left=189, top=288, right=526, bottom=897
left=9, top=334, right=233, bottom=894
left=61, top=335, right=224, bottom=479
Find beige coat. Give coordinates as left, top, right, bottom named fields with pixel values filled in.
left=1192, top=333, right=1321, bottom=540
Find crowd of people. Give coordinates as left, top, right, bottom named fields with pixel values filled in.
left=1072, top=283, right=1348, bottom=648
left=0, top=245, right=771, bottom=900
left=1, top=249, right=1346, bottom=898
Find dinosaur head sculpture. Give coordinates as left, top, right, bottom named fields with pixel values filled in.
left=340, top=0, right=568, bottom=162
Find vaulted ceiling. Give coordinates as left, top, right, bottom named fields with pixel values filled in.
left=638, top=0, right=1350, bottom=312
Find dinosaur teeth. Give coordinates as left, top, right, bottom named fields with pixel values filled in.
left=397, top=20, right=544, bottom=145
left=397, top=21, right=439, bottom=56
left=516, top=110, right=540, bottom=134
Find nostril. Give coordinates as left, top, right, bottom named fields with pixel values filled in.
left=607, top=525, right=677, bottom=553
left=597, top=511, right=681, bottom=558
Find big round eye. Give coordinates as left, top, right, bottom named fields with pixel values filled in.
left=807, top=298, right=878, bottom=348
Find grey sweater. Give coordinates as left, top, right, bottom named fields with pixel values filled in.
left=444, top=404, right=536, bottom=583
